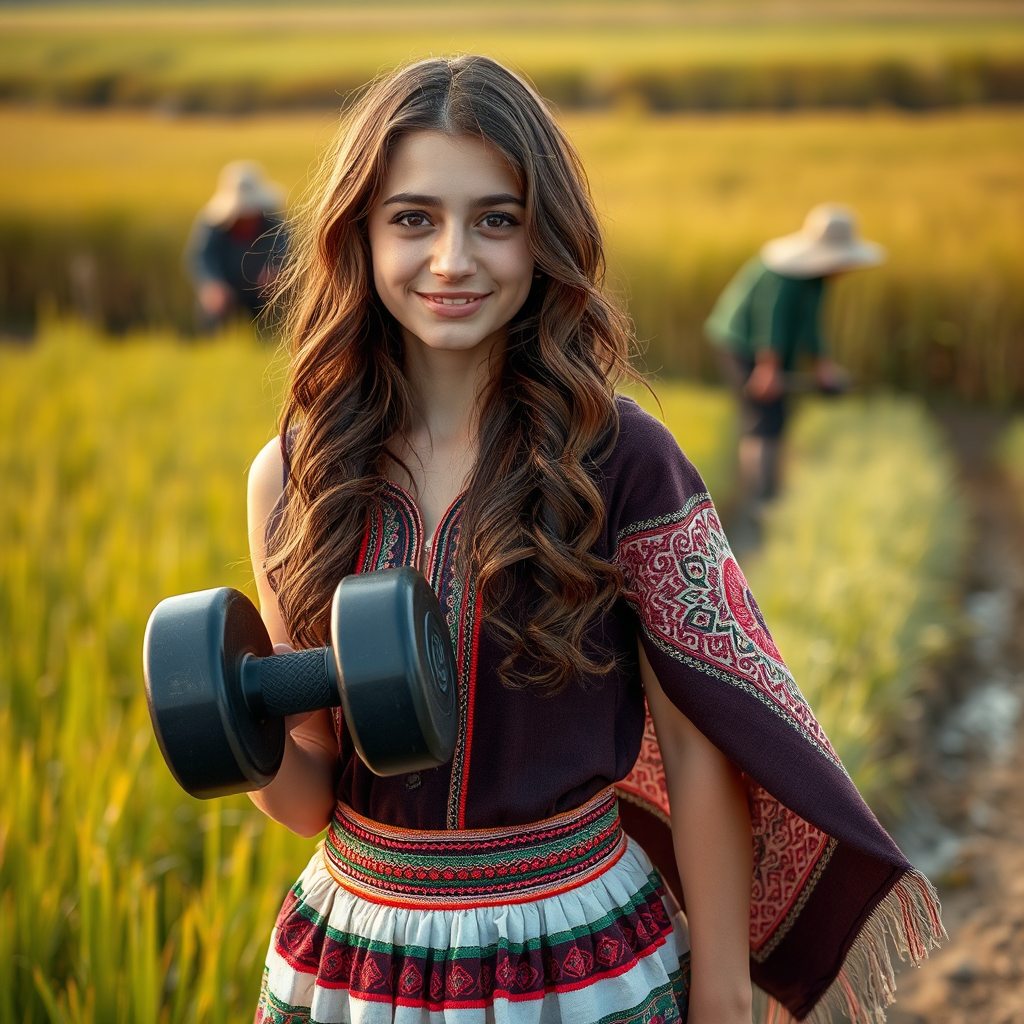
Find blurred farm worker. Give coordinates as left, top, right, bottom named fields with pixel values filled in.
left=705, top=203, right=885, bottom=508
left=184, top=160, right=289, bottom=331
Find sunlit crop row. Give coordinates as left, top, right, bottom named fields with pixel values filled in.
left=2, top=5, right=1021, bottom=113
left=747, top=396, right=965, bottom=810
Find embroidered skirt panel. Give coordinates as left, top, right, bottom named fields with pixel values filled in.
left=255, top=790, right=691, bottom=1024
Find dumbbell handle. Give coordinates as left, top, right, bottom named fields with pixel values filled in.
left=240, top=647, right=340, bottom=719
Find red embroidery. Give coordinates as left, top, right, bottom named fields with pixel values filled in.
left=616, top=497, right=838, bottom=763
left=617, top=710, right=670, bottom=822
left=615, top=495, right=839, bottom=953
left=323, top=789, right=626, bottom=908
left=747, top=784, right=831, bottom=953
left=354, top=483, right=480, bottom=831
left=721, top=556, right=782, bottom=662
left=270, top=873, right=676, bottom=1007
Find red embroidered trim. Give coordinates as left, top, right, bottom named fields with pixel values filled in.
left=321, top=788, right=627, bottom=908
left=457, top=590, right=483, bottom=829
left=616, top=496, right=839, bottom=764
left=615, top=706, right=670, bottom=824
left=352, top=483, right=479, bottom=831
left=355, top=513, right=372, bottom=574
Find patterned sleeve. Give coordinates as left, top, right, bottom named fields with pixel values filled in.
left=608, top=397, right=942, bottom=1024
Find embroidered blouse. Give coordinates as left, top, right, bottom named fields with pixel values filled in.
left=273, top=394, right=942, bottom=1023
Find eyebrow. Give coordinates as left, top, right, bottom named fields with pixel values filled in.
left=381, top=191, right=525, bottom=208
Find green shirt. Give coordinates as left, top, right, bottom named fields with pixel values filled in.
left=704, top=256, right=825, bottom=370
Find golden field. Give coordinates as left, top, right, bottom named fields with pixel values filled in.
left=0, top=4, right=1006, bottom=1018
left=2, top=2, right=1022, bottom=111
left=1, top=104, right=1022, bottom=397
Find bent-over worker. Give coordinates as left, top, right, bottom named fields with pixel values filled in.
left=705, top=203, right=885, bottom=511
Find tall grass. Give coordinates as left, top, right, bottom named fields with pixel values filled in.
left=746, top=396, right=965, bottom=809
left=0, top=325, right=737, bottom=1021
left=999, top=416, right=1024, bottom=510
left=0, top=324, right=310, bottom=1023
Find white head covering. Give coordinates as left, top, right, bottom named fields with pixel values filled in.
left=201, top=160, right=286, bottom=227
left=760, top=204, right=886, bottom=279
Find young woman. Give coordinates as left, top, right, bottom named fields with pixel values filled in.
left=247, top=56, right=941, bottom=1024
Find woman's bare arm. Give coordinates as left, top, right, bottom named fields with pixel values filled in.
left=640, top=642, right=753, bottom=1024
left=246, top=436, right=339, bottom=838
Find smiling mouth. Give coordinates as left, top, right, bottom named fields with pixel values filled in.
left=418, top=293, right=490, bottom=305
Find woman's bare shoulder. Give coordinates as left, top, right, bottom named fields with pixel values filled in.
left=248, top=435, right=286, bottom=520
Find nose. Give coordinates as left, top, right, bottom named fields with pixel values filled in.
left=430, top=224, right=476, bottom=281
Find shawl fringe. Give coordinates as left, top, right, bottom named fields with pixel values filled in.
left=752, top=869, right=945, bottom=1024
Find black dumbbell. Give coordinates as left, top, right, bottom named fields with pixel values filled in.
left=143, top=566, right=458, bottom=799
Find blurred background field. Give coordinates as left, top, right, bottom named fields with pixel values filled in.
left=3, top=106, right=1022, bottom=399
left=3, top=1, right=1024, bottom=114
left=748, top=398, right=965, bottom=809
left=2, top=1, right=1023, bottom=1020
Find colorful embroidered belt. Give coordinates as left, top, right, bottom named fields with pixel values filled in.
left=322, top=788, right=627, bottom=909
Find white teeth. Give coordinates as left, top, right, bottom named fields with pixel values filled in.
left=432, top=296, right=475, bottom=305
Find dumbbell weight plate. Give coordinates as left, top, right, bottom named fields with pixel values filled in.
left=332, top=567, right=458, bottom=776
left=144, top=588, right=284, bottom=798
left=144, top=568, right=459, bottom=798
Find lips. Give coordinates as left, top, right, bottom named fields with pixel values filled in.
left=416, top=291, right=490, bottom=319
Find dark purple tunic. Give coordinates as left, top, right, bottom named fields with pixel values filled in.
left=275, top=395, right=942, bottom=1023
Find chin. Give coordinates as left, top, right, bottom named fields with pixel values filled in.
left=409, top=323, right=503, bottom=354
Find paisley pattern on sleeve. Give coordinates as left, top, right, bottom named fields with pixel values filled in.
left=616, top=492, right=840, bottom=768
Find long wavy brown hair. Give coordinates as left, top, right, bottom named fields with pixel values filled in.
left=267, top=54, right=639, bottom=692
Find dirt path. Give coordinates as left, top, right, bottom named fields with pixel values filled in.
left=888, top=410, right=1024, bottom=1024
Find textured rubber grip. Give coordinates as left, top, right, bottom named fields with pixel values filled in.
left=258, top=647, right=336, bottom=717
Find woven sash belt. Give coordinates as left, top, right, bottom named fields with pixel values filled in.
left=322, top=787, right=627, bottom=909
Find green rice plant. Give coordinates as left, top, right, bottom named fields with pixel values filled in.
left=0, top=326, right=736, bottom=1021
left=745, top=396, right=965, bottom=808
left=998, top=417, right=1024, bottom=512
left=0, top=322, right=313, bottom=1023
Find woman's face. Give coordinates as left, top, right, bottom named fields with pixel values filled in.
left=367, top=131, right=534, bottom=358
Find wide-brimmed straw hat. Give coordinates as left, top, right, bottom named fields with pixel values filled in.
left=201, top=160, right=286, bottom=226
left=760, top=204, right=886, bottom=279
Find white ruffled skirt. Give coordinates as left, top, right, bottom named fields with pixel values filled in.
left=256, top=790, right=690, bottom=1024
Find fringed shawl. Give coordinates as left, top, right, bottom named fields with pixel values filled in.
left=608, top=397, right=944, bottom=1023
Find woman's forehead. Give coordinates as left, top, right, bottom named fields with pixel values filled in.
left=380, top=131, right=522, bottom=203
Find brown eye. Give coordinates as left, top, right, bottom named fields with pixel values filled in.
left=395, top=211, right=430, bottom=228
left=482, top=213, right=517, bottom=229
